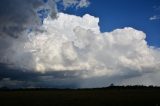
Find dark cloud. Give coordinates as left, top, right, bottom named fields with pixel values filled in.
left=0, top=62, right=159, bottom=88
left=0, top=63, right=81, bottom=88
left=0, top=63, right=147, bottom=88
left=0, top=0, right=57, bottom=38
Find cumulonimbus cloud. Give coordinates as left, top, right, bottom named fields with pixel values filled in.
left=1, top=13, right=160, bottom=80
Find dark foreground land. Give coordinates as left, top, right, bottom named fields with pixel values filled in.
left=0, top=86, right=160, bottom=106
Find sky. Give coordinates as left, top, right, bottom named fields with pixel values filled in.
left=59, top=0, right=160, bottom=47
left=0, top=0, right=160, bottom=89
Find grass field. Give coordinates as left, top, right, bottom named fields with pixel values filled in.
left=0, top=87, right=160, bottom=106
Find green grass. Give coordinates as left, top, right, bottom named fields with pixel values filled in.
left=0, top=88, right=160, bottom=106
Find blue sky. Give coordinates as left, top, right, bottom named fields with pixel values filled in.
left=58, top=0, right=160, bottom=47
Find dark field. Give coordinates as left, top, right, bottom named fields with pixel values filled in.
left=0, top=87, right=160, bottom=106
